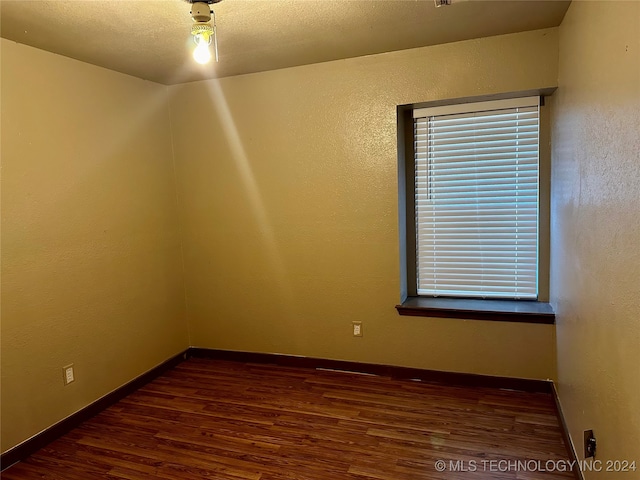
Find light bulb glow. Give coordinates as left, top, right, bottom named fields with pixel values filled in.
left=193, top=35, right=212, bottom=64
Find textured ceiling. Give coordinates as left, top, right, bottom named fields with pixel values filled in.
left=1, top=0, right=570, bottom=85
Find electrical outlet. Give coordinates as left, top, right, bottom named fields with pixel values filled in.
left=584, top=430, right=596, bottom=458
left=352, top=321, right=363, bottom=337
left=63, top=364, right=75, bottom=385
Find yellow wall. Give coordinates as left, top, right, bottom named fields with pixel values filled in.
left=168, top=28, right=559, bottom=379
left=551, top=1, right=640, bottom=470
left=1, top=26, right=574, bottom=455
left=0, top=40, right=189, bottom=452
left=3, top=4, right=638, bottom=463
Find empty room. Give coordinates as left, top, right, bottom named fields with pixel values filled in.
left=1, top=0, right=638, bottom=478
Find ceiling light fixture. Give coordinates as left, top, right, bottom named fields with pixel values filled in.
left=186, top=0, right=222, bottom=64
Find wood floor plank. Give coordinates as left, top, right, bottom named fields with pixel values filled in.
left=3, top=358, right=574, bottom=479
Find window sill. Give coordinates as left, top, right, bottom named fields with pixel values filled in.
left=395, top=297, right=555, bottom=324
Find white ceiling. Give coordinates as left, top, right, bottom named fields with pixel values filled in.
left=0, top=0, right=570, bottom=85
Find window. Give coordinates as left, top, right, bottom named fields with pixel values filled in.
left=397, top=96, right=554, bottom=323
left=415, top=97, right=539, bottom=299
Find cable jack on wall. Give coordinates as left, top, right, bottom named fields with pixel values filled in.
left=186, top=0, right=222, bottom=64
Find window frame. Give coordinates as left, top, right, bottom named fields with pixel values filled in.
left=396, top=90, right=555, bottom=324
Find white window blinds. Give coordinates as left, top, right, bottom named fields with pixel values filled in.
left=413, top=97, right=539, bottom=299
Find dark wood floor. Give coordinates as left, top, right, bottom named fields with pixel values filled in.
left=3, top=358, right=573, bottom=479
